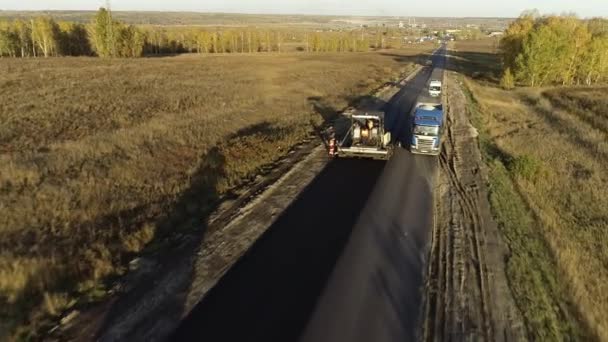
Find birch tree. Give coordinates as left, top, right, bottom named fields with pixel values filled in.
left=13, top=19, right=32, bottom=57
left=500, top=14, right=535, bottom=70
left=89, top=7, right=114, bottom=57
left=32, top=17, right=59, bottom=57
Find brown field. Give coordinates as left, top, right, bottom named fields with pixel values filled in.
left=452, top=40, right=608, bottom=340
left=0, top=45, right=433, bottom=339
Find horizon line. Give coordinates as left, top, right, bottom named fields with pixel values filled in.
left=0, top=9, right=518, bottom=20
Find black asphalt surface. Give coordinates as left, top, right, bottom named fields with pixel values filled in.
left=170, top=46, right=446, bottom=342
left=299, top=46, right=446, bottom=342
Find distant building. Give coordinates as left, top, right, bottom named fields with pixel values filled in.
left=488, top=31, right=505, bottom=37
left=445, top=29, right=461, bottom=34
left=407, top=18, right=423, bottom=28
left=399, top=21, right=404, bottom=28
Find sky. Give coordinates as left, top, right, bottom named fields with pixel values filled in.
left=1, top=0, right=606, bottom=18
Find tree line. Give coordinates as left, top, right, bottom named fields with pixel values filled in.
left=0, top=8, right=375, bottom=58
left=141, top=27, right=370, bottom=54
left=500, top=11, right=608, bottom=87
left=0, top=17, right=91, bottom=57
left=0, top=9, right=143, bottom=57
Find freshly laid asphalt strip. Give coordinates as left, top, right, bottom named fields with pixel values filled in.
left=169, top=47, right=446, bottom=342
left=299, top=47, right=446, bottom=342
left=170, top=158, right=386, bottom=342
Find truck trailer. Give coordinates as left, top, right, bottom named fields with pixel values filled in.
left=327, top=110, right=393, bottom=160
left=410, top=103, right=444, bottom=156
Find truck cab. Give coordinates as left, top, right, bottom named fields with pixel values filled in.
left=429, top=79, right=442, bottom=97
left=410, top=103, right=443, bottom=156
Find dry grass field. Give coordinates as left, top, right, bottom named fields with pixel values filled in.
left=452, top=40, right=608, bottom=340
left=0, top=45, right=433, bottom=339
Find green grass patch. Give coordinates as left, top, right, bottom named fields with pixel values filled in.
left=507, top=155, right=545, bottom=183
left=464, top=82, right=585, bottom=341
left=487, top=160, right=582, bottom=340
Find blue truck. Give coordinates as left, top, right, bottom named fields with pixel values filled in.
left=409, top=103, right=444, bottom=156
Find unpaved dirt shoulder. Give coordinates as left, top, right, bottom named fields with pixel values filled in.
left=424, top=72, right=527, bottom=341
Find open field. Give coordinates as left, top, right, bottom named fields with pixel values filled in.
left=452, top=39, right=608, bottom=340
left=0, top=45, right=433, bottom=339
left=0, top=10, right=513, bottom=29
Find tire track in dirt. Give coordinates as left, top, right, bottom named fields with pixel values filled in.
left=441, top=117, right=492, bottom=340
left=424, top=73, right=527, bottom=341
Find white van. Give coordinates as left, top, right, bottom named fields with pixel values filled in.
left=429, top=79, right=442, bottom=97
